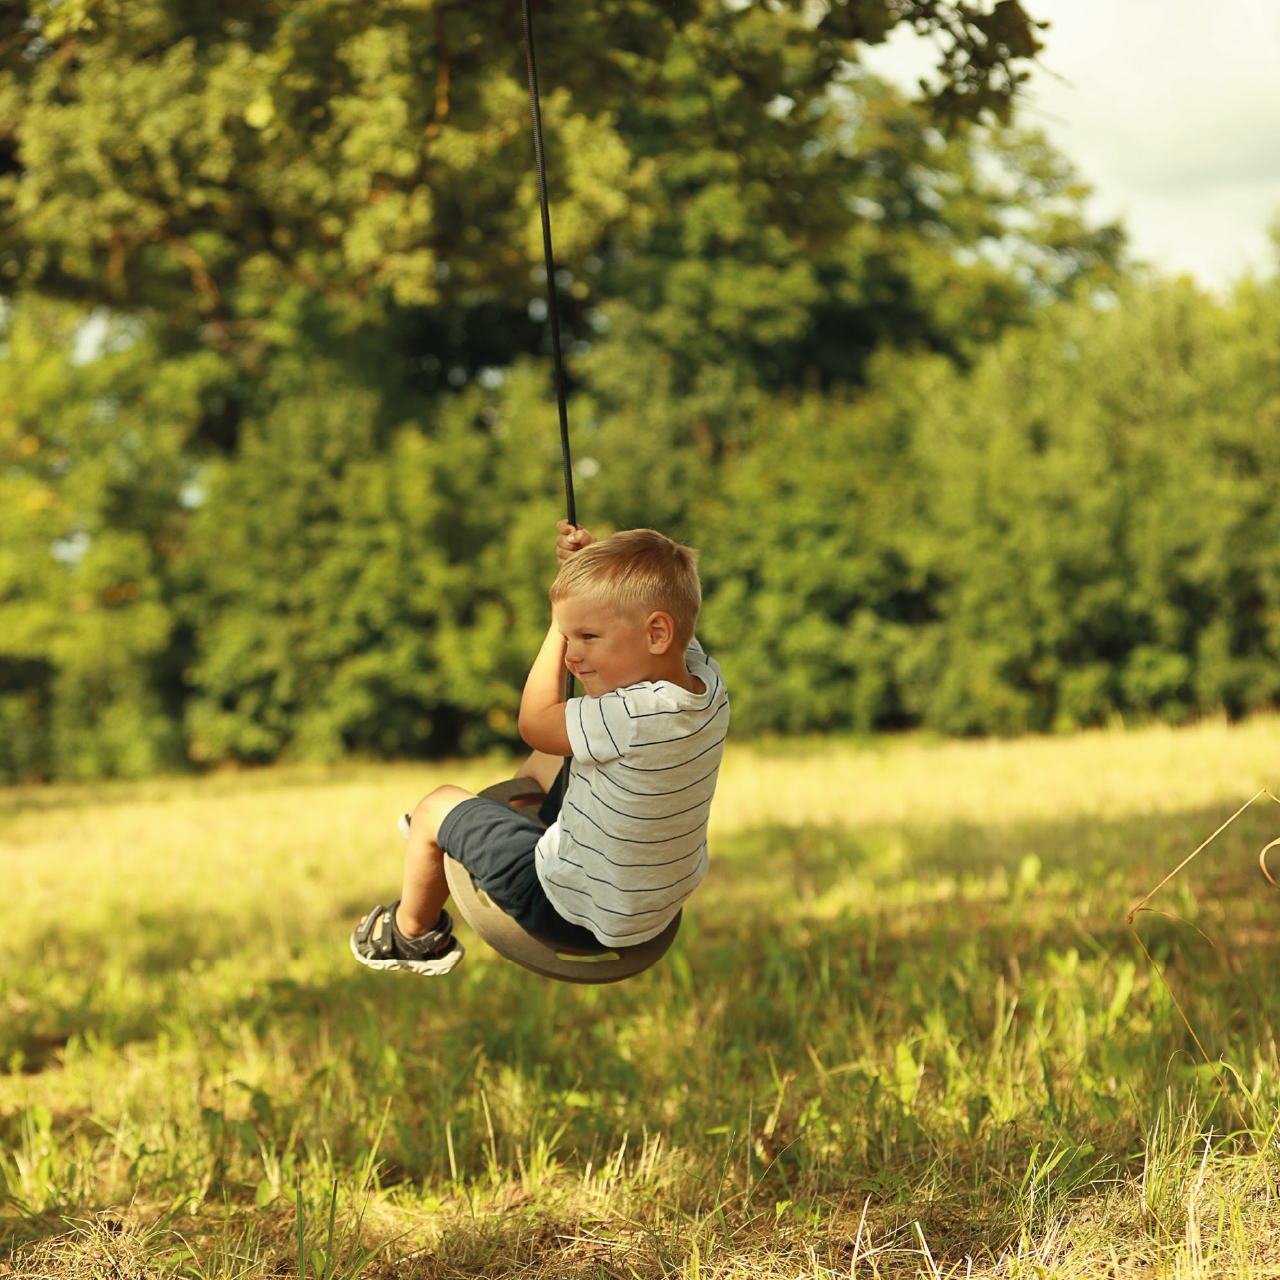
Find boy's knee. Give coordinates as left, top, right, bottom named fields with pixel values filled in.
left=410, top=785, right=474, bottom=842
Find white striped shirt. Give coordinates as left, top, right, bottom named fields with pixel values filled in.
left=534, top=640, right=729, bottom=946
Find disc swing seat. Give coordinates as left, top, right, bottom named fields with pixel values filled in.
left=439, top=780, right=682, bottom=985
left=423, top=0, right=682, bottom=986
left=400, top=779, right=682, bottom=985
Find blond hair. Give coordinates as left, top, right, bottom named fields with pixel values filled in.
left=550, top=529, right=701, bottom=647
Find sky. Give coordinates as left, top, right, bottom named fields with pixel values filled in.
left=858, top=0, right=1280, bottom=291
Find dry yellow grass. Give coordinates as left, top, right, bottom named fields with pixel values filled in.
left=7, top=714, right=1280, bottom=929
left=712, top=714, right=1280, bottom=833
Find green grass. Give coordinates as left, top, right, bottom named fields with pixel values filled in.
left=2, top=723, right=1280, bottom=1276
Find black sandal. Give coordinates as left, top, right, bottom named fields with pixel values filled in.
left=350, top=902, right=464, bottom=976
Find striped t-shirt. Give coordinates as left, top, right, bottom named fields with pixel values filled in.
left=534, top=640, right=729, bottom=947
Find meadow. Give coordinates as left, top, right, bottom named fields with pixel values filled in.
left=2, top=720, right=1280, bottom=1278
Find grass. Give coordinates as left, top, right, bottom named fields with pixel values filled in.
left=2, top=719, right=1280, bottom=1276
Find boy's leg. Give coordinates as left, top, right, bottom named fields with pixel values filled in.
left=397, top=784, right=475, bottom=937
left=513, top=750, right=563, bottom=794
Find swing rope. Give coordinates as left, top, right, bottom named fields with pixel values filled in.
left=520, top=0, right=576, bottom=530
left=520, top=0, right=578, bottom=709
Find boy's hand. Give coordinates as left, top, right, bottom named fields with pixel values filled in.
left=556, top=520, right=595, bottom=566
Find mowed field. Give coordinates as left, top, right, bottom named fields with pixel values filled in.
left=2, top=721, right=1280, bottom=1278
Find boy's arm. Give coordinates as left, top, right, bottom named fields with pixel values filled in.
left=518, top=619, right=572, bottom=756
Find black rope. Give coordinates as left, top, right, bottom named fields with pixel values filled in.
left=520, top=0, right=576, bottom=529
left=520, top=0, right=577, bottom=712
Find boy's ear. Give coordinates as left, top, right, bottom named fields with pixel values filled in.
left=645, top=610, right=676, bottom=655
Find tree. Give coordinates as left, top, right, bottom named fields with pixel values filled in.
left=181, top=352, right=569, bottom=763
left=0, top=300, right=222, bottom=779
left=691, top=277, right=1280, bottom=737
left=2, top=0, right=1046, bottom=345
left=7, top=0, right=1196, bottom=776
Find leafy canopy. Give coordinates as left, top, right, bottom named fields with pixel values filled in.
left=1, top=0, right=1045, bottom=338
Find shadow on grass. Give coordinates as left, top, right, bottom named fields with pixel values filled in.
left=5, top=797, right=1276, bottom=1072
left=712, top=797, right=1280, bottom=904
left=3, top=796, right=1278, bottom=1258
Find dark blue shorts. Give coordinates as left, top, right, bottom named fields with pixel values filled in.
left=437, top=768, right=602, bottom=948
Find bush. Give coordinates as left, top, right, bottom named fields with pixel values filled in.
left=694, top=279, right=1280, bottom=735
left=0, top=302, right=220, bottom=781
left=183, top=358, right=566, bottom=762
left=6, top=274, right=1280, bottom=777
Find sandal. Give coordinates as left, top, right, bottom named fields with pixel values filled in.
left=350, top=902, right=464, bottom=976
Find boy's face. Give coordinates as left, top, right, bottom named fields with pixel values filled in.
left=553, top=593, right=664, bottom=697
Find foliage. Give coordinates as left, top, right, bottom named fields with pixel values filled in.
left=905, top=278, right=1280, bottom=733
left=0, top=0, right=1270, bottom=778
left=600, top=79, right=1121, bottom=401
left=0, top=0, right=1045, bottom=337
left=0, top=302, right=223, bottom=780
left=9, top=272, right=1280, bottom=775
left=183, top=353, right=563, bottom=763
left=692, top=379, right=927, bottom=734
left=696, top=278, right=1280, bottom=735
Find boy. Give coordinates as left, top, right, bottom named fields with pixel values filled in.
left=351, top=522, right=730, bottom=975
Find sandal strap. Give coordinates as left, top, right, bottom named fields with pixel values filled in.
left=388, top=902, right=454, bottom=957
left=355, top=905, right=399, bottom=959
left=356, top=903, right=454, bottom=961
